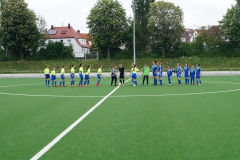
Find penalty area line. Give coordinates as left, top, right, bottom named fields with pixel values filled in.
left=30, top=79, right=130, bottom=160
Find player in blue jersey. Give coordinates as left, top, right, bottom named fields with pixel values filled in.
left=59, top=65, right=66, bottom=87
left=167, top=66, right=173, bottom=86
left=196, top=63, right=202, bottom=85
left=157, top=61, right=163, bottom=85
left=152, top=60, right=157, bottom=85
left=44, top=65, right=50, bottom=87
left=184, top=63, right=190, bottom=85
left=78, top=63, right=84, bottom=87
left=96, top=65, right=102, bottom=86
left=176, top=63, right=182, bottom=85
left=190, top=65, right=195, bottom=85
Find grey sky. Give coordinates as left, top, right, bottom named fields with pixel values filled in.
left=25, top=0, right=236, bottom=33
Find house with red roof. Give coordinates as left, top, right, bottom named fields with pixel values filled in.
left=47, top=24, right=91, bottom=58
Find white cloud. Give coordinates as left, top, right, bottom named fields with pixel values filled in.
left=25, top=0, right=237, bottom=32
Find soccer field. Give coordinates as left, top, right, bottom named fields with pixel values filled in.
left=0, top=76, right=240, bottom=160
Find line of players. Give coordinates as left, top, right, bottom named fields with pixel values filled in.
left=43, top=61, right=202, bottom=87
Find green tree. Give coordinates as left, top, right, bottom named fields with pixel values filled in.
left=87, top=0, right=127, bottom=59
left=1, top=0, right=40, bottom=59
left=147, top=1, right=184, bottom=58
left=133, top=0, right=154, bottom=51
left=219, top=0, right=240, bottom=47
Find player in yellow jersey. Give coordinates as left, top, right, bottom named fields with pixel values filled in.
left=70, top=65, right=75, bottom=87
left=84, top=66, right=91, bottom=86
left=130, top=63, right=135, bottom=85
left=51, top=67, right=57, bottom=87
left=59, top=65, right=66, bottom=87
left=78, top=63, right=84, bottom=87
left=44, top=65, right=50, bottom=87
left=96, top=65, right=102, bottom=86
left=132, top=64, right=140, bottom=86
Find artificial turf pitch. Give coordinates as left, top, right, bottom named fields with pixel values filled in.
left=0, top=76, right=240, bottom=159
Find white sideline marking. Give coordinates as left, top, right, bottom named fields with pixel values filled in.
left=0, top=83, right=42, bottom=88
left=30, top=79, right=130, bottom=160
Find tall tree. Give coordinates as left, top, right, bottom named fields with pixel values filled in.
left=132, top=0, right=155, bottom=51
left=147, top=1, right=184, bottom=58
left=219, top=0, right=240, bottom=47
left=1, top=0, right=40, bottom=59
left=87, top=0, right=127, bottom=59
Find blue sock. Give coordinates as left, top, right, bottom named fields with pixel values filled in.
left=48, top=80, right=50, bottom=86
left=52, top=81, right=54, bottom=86
left=98, top=80, right=100, bottom=84
left=73, top=81, right=75, bottom=85
left=160, top=80, right=162, bottom=85
left=63, top=82, right=65, bottom=86
left=45, top=80, right=47, bottom=86
left=197, top=80, right=199, bottom=84
left=55, top=81, right=56, bottom=86
left=200, top=80, right=202, bottom=84
left=60, top=81, right=62, bottom=86
left=84, top=81, right=86, bottom=85
left=87, top=80, right=90, bottom=85
left=179, top=80, right=181, bottom=84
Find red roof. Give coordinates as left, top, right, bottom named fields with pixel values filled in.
left=47, top=26, right=90, bottom=48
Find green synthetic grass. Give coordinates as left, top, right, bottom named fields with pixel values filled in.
left=1, top=57, right=240, bottom=73
left=0, top=76, right=240, bottom=159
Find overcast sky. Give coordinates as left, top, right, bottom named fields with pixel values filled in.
left=25, top=0, right=236, bottom=33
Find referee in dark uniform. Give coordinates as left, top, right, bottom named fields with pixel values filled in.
left=119, top=63, right=125, bottom=86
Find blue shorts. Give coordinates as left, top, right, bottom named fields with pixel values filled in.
left=132, top=73, right=137, bottom=79
left=185, top=74, right=189, bottom=77
left=45, top=74, right=50, bottom=79
left=61, top=74, right=65, bottom=80
left=196, top=75, right=201, bottom=79
left=85, top=74, right=89, bottom=80
left=97, top=74, right=101, bottom=79
left=70, top=73, right=75, bottom=79
left=153, top=73, right=157, bottom=77
left=190, top=76, right=195, bottom=79
left=158, top=72, right=163, bottom=77
left=79, top=73, right=83, bottom=79
left=51, top=75, right=56, bottom=81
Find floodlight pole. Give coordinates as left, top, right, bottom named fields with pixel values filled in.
left=133, top=0, right=136, bottom=64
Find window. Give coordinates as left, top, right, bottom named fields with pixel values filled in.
left=61, top=30, right=67, bottom=34
left=68, top=40, right=71, bottom=44
left=60, top=40, right=63, bottom=43
left=48, top=30, right=57, bottom=35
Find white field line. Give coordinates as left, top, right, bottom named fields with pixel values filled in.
left=0, top=83, right=42, bottom=88
left=30, top=79, right=131, bottom=160
left=204, top=81, right=240, bottom=85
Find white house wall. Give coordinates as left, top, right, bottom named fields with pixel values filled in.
left=48, top=38, right=85, bottom=58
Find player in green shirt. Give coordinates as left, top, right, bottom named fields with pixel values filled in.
left=142, top=63, right=150, bottom=85
left=70, top=65, right=75, bottom=87
left=50, top=67, right=57, bottom=87
left=44, top=65, right=50, bottom=87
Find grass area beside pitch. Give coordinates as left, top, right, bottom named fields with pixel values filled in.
left=0, top=76, right=240, bottom=159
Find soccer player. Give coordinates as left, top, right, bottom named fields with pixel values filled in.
left=132, top=64, right=139, bottom=86
left=152, top=60, right=157, bottom=85
left=196, top=63, right=202, bottom=85
left=96, top=65, right=102, bottom=86
left=44, top=65, right=50, bottom=87
left=119, top=63, right=125, bottom=86
left=142, top=63, right=149, bottom=85
left=84, top=66, right=91, bottom=86
left=78, top=63, right=84, bottom=87
left=70, top=65, right=75, bottom=87
left=157, top=61, right=163, bottom=85
left=176, top=63, right=182, bottom=85
left=51, top=67, right=57, bottom=87
left=111, top=65, right=117, bottom=86
left=190, top=65, right=195, bottom=85
left=167, top=66, right=173, bottom=86
left=184, top=63, right=190, bottom=85
left=130, top=63, right=135, bottom=85
left=59, top=65, right=66, bottom=87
